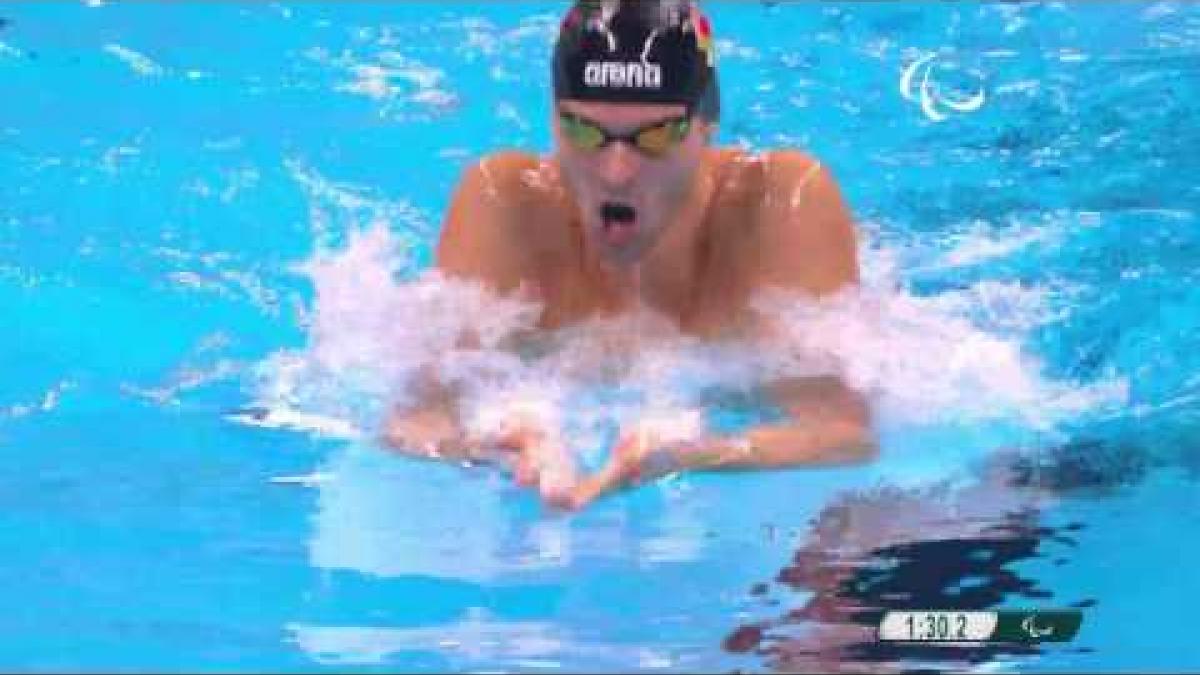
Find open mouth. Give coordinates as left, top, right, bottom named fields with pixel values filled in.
left=599, top=202, right=638, bottom=247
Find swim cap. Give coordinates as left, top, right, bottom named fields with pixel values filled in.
left=552, top=0, right=720, bottom=122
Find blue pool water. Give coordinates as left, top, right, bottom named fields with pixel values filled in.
left=2, top=2, right=1199, bottom=671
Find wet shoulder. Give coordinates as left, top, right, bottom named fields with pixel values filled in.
left=707, top=148, right=771, bottom=241
left=710, top=148, right=834, bottom=232
left=756, top=149, right=859, bottom=294
left=468, top=151, right=576, bottom=267
left=761, top=149, right=828, bottom=203
left=705, top=148, right=856, bottom=294
left=714, top=148, right=823, bottom=198
left=472, top=151, right=566, bottom=210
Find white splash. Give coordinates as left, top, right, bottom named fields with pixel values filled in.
left=325, top=53, right=459, bottom=114
left=754, top=286, right=1120, bottom=429
left=937, top=220, right=1059, bottom=269
left=269, top=472, right=335, bottom=487
left=103, top=43, right=165, bottom=77
left=336, top=64, right=393, bottom=100
left=252, top=222, right=1124, bottom=477
left=3, top=380, right=75, bottom=419
left=228, top=406, right=364, bottom=441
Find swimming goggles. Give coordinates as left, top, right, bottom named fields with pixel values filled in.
left=558, top=111, right=691, bottom=158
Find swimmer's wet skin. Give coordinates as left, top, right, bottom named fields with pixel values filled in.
left=384, top=0, right=877, bottom=509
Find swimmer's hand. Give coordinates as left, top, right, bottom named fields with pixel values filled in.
left=383, top=409, right=579, bottom=508
left=509, top=427, right=579, bottom=510
left=383, top=404, right=482, bottom=460
left=568, top=421, right=878, bottom=509
left=568, top=430, right=700, bottom=510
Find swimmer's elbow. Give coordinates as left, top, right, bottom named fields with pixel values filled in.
left=833, top=393, right=877, bottom=464
left=380, top=401, right=458, bottom=458
left=833, top=419, right=879, bottom=465
left=742, top=415, right=877, bottom=468
left=380, top=409, right=418, bottom=452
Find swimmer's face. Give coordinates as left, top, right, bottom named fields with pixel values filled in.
left=553, top=100, right=710, bottom=266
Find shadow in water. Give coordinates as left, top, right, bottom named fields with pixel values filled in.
left=723, top=456, right=1100, bottom=673
left=1007, top=437, right=1157, bottom=494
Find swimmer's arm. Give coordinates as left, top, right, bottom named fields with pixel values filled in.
left=634, top=156, right=872, bottom=472
left=706, top=376, right=877, bottom=469
left=380, top=366, right=483, bottom=461
left=385, top=153, right=540, bottom=459
left=387, top=154, right=515, bottom=456
left=381, top=365, right=555, bottom=474
left=677, top=378, right=878, bottom=470
left=569, top=377, right=875, bottom=508
left=668, top=152, right=874, bottom=470
left=732, top=152, right=873, bottom=465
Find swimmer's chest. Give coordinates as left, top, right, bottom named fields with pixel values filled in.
left=526, top=195, right=763, bottom=337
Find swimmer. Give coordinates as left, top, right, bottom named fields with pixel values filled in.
left=385, top=0, right=876, bottom=509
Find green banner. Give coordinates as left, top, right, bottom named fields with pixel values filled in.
left=991, top=610, right=1083, bottom=643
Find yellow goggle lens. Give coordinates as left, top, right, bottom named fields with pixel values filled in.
left=633, top=120, right=687, bottom=156
left=559, top=113, right=690, bottom=156
left=561, top=115, right=607, bottom=150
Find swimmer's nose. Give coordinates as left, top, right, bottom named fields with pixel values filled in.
left=595, top=142, right=640, bottom=189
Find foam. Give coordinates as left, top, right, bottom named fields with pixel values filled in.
left=102, top=43, right=165, bottom=78
left=254, top=221, right=1127, bottom=480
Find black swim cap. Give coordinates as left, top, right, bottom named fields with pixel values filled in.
left=552, top=0, right=720, bottom=123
